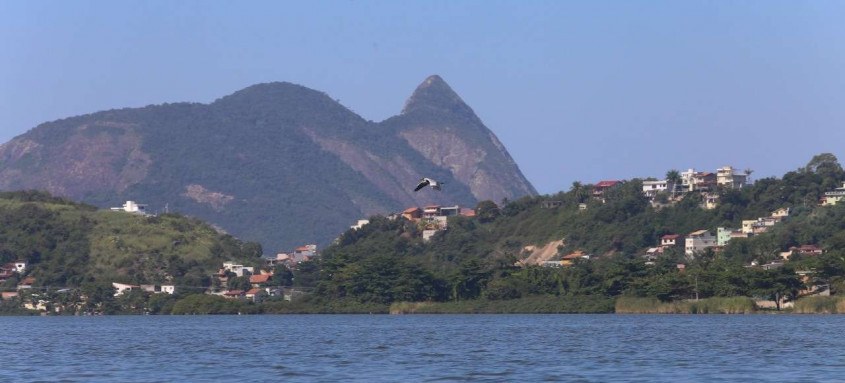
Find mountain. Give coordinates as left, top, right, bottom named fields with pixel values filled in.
left=0, top=76, right=536, bottom=251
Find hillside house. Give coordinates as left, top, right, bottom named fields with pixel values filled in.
left=293, top=245, right=317, bottom=262
left=139, top=284, right=176, bottom=294
left=249, top=274, right=272, bottom=287
left=460, top=208, right=476, bottom=217
left=771, top=207, right=791, bottom=219
left=593, top=180, right=622, bottom=198
left=561, top=250, right=591, bottom=266
left=402, top=207, right=422, bottom=221
left=702, top=193, right=720, bottom=210
left=717, top=227, right=736, bottom=247
left=350, top=219, right=369, bottom=230
left=680, top=169, right=717, bottom=192
left=660, top=234, right=682, bottom=248
left=685, top=230, right=717, bottom=256
left=439, top=205, right=461, bottom=216
left=222, top=262, right=255, bottom=277
left=716, top=166, right=748, bottom=189
left=112, top=282, right=139, bottom=297
left=642, top=180, right=669, bottom=198
left=110, top=201, right=148, bottom=215
left=823, top=182, right=845, bottom=206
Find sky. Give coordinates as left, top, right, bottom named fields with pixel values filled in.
left=1, top=1, right=844, bottom=195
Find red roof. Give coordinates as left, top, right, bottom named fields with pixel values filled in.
left=250, top=274, right=271, bottom=284
left=295, top=246, right=310, bottom=252
left=460, top=208, right=476, bottom=217
left=403, top=207, right=421, bottom=214
left=595, top=180, right=621, bottom=188
left=661, top=234, right=680, bottom=240
left=19, top=276, right=35, bottom=285
left=245, top=288, right=261, bottom=295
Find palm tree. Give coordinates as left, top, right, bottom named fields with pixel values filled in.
left=744, top=168, right=754, bottom=186
left=570, top=181, right=584, bottom=203
left=665, top=169, right=681, bottom=199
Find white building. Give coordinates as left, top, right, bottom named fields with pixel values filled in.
left=222, top=262, right=254, bottom=277
left=110, top=201, right=148, bottom=215
left=685, top=230, right=717, bottom=256
left=642, top=180, right=669, bottom=198
left=13, top=261, right=26, bottom=274
left=112, top=282, right=139, bottom=296
left=350, top=219, right=370, bottom=230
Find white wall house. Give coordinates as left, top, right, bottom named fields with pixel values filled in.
left=222, top=262, right=254, bottom=277
left=642, top=180, right=668, bottom=198
left=110, top=201, right=148, bottom=215
left=685, top=230, right=717, bottom=256
left=112, top=282, right=139, bottom=297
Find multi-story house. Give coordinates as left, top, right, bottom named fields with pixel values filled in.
left=716, top=166, right=748, bottom=189
left=823, top=182, right=845, bottom=206
left=685, top=230, right=717, bottom=256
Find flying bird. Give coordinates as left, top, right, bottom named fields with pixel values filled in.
left=414, top=177, right=444, bottom=192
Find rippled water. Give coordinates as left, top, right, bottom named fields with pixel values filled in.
left=2, top=314, right=844, bottom=382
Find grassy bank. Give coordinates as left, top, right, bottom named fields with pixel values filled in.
left=615, top=296, right=757, bottom=314
left=792, top=296, right=845, bottom=314
left=389, top=296, right=615, bottom=314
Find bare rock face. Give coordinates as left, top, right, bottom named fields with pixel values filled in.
left=0, top=76, right=535, bottom=250
left=388, top=75, right=537, bottom=203
left=0, top=122, right=150, bottom=197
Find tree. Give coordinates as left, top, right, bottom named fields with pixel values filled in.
left=666, top=169, right=682, bottom=199
left=475, top=200, right=500, bottom=223
left=228, top=276, right=252, bottom=291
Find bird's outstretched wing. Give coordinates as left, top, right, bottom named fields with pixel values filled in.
left=413, top=178, right=430, bottom=192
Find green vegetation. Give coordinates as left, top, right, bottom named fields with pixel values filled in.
left=0, top=190, right=263, bottom=303
left=615, top=296, right=757, bottom=314
left=305, top=153, right=845, bottom=312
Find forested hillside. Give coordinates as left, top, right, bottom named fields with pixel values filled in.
left=0, top=191, right=263, bottom=291
left=308, top=153, right=845, bottom=308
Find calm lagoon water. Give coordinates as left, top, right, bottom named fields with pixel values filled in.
left=1, top=314, right=844, bottom=382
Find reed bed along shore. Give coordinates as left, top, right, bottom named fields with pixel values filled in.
left=614, top=297, right=757, bottom=314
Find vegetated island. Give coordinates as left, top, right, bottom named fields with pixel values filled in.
left=3, top=153, right=845, bottom=315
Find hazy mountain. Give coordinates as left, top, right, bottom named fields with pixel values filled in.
left=0, top=75, right=536, bottom=251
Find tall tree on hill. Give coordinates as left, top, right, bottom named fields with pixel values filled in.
left=666, top=169, right=681, bottom=200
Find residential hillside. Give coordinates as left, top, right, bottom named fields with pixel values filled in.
left=0, top=75, right=536, bottom=252
left=311, top=153, right=845, bottom=307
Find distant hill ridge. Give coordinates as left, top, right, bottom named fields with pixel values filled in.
left=0, top=75, right=536, bottom=251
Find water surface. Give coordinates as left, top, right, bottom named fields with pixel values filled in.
left=1, top=314, right=843, bottom=382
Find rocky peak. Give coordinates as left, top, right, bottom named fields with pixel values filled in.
left=401, top=75, right=474, bottom=116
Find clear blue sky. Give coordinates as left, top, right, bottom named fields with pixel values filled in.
left=2, top=1, right=843, bottom=194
